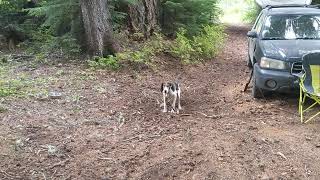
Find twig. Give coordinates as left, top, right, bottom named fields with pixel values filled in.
left=243, top=69, right=253, bottom=92
left=198, top=112, right=221, bottom=119
left=276, top=152, right=287, bottom=160
left=180, top=114, right=192, bottom=116
left=49, top=159, right=69, bottom=169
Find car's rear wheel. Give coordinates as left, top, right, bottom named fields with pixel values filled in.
left=252, top=68, right=264, bottom=99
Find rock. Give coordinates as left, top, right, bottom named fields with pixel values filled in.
left=47, top=145, right=58, bottom=155
left=49, top=91, right=63, bottom=99
left=15, top=139, right=24, bottom=150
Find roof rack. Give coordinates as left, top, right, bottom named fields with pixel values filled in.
left=265, top=4, right=320, bottom=9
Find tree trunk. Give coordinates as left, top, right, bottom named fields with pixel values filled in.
left=80, top=0, right=120, bottom=56
left=127, top=0, right=159, bottom=39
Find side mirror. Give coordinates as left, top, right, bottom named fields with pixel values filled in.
left=247, top=31, right=258, bottom=38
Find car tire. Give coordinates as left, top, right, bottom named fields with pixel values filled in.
left=252, top=68, right=264, bottom=99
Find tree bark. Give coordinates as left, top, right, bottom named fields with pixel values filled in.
left=127, top=0, right=159, bottom=39
left=80, top=0, right=120, bottom=56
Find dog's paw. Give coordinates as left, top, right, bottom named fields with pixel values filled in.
left=170, top=109, right=175, bottom=113
left=162, top=109, right=168, bottom=113
left=178, top=106, right=182, bottom=110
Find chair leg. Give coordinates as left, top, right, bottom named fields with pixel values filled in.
left=305, top=111, right=320, bottom=124
left=299, top=86, right=304, bottom=123
left=302, top=97, right=320, bottom=123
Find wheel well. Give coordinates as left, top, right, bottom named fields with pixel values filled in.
left=253, top=57, right=257, bottom=65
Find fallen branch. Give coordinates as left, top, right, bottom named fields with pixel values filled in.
left=198, top=112, right=222, bottom=119
left=49, top=159, right=70, bottom=169
left=180, top=114, right=192, bottom=117
left=243, top=69, right=253, bottom=92
left=276, top=152, right=287, bottom=160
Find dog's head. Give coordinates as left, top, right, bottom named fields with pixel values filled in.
left=161, top=83, right=171, bottom=95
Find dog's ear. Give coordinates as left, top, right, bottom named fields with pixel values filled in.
left=161, top=83, right=164, bottom=92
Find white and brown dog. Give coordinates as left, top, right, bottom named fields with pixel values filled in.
left=161, top=82, right=182, bottom=113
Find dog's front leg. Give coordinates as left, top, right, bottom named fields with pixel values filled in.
left=163, top=94, right=167, bottom=112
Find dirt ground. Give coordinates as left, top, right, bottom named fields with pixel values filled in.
left=2, top=26, right=320, bottom=180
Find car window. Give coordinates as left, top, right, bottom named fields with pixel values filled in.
left=253, top=12, right=265, bottom=32
left=262, top=14, right=320, bottom=40
left=255, top=14, right=266, bottom=33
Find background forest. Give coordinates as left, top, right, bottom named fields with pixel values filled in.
left=2, top=0, right=318, bottom=68
left=0, top=0, right=227, bottom=69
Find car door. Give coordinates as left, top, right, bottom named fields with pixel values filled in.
left=249, top=12, right=265, bottom=63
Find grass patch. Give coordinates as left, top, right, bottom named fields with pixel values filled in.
left=0, top=62, right=52, bottom=98
left=0, top=106, right=8, bottom=113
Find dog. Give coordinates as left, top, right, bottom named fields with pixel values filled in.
left=161, top=82, right=182, bottom=113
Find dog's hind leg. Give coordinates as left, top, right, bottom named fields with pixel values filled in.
left=172, top=93, right=177, bottom=112
left=177, top=89, right=182, bottom=110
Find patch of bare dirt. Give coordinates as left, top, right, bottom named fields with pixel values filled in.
left=2, top=26, right=320, bottom=180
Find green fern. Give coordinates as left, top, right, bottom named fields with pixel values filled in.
left=27, top=0, right=80, bottom=35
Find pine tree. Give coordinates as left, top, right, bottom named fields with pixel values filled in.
left=161, top=0, right=220, bottom=36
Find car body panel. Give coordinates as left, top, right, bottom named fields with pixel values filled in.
left=260, top=40, right=320, bottom=62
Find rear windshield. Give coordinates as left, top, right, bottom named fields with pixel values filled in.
left=262, top=15, right=320, bottom=40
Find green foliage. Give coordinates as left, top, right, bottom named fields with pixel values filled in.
left=243, top=1, right=261, bottom=24
left=313, top=0, right=320, bottom=4
left=193, top=25, right=226, bottom=59
left=171, top=25, right=226, bottom=63
left=88, top=56, right=121, bottom=70
left=89, top=33, right=167, bottom=70
left=170, top=28, right=194, bottom=63
left=0, top=0, right=38, bottom=40
left=0, top=105, right=7, bottom=113
left=0, top=63, right=49, bottom=98
left=110, top=0, right=138, bottom=30
left=27, top=0, right=80, bottom=36
left=161, top=0, right=220, bottom=36
left=21, top=28, right=80, bottom=58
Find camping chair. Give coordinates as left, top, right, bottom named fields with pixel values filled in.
left=296, top=52, right=320, bottom=123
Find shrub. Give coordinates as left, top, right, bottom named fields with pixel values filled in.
left=170, top=25, right=226, bottom=63
left=89, top=33, right=167, bottom=70
left=170, top=28, right=195, bottom=63
left=193, top=25, right=226, bottom=59
left=243, top=1, right=261, bottom=24
left=88, top=56, right=121, bottom=70
left=21, top=28, right=81, bottom=58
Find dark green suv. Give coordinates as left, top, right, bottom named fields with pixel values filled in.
left=247, top=5, right=320, bottom=98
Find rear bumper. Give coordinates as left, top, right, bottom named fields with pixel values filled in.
left=254, top=64, right=299, bottom=92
